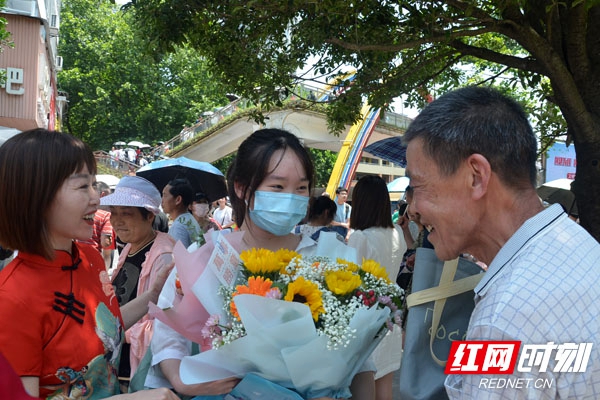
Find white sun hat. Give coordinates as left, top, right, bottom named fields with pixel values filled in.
left=100, top=175, right=161, bottom=214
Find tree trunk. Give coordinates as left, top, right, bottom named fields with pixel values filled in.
left=571, top=136, right=600, bottom=242
left=550, top=70, right=600, bottom=242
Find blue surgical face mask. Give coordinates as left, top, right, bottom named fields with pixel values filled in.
left=249, top=191, right=309, bottom=236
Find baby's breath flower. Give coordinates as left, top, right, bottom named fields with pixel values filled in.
left=336, top=258, right=359, bottom=272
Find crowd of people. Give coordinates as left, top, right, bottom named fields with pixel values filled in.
left=0, top=86, right=598, bottom=400
left=107, top=143, right=171, bottom=172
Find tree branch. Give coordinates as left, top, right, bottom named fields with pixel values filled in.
left=478, top=65, right=512, bottom=84
left=449, top=40, right=547, bottom=74
left=325, top=26, right=498, bottom=52
left=443, top=0, right=501, bottom=21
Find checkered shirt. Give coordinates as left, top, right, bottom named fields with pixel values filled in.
left=446, top=204, right=600, bottom=399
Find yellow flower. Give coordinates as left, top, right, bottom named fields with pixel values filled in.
left=230, top=276, right=275, bottom=320
left=361, top=259, right=391, bottom=283
left=284, top=276, right=324, bottom=321
left=325, top=270, right=362, bottom=296
left=240, top=248, right=281, bottom=275
left=337, top=258, right=359, bottom=272
left=274, top=249, right=301, bottom=270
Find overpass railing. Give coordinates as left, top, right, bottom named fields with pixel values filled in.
left=151, top=83, right=411, bottom=159
left=94, top=150, right=139, bottom=175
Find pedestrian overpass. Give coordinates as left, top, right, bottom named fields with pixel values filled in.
left=169, top=102, right=411, bottom=197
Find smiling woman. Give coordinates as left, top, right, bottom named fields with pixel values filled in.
left=100, top=176, right=176, bottom=388
left=0, top=129, right=178, bottom=400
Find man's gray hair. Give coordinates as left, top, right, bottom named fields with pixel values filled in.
left=403, top=86, right=538, bottom=188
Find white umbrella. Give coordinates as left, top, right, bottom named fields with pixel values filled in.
left=0, top=128, right=20, bottom=146
left=127, top=140, right=145, bottom=148
left=387, top=176, right=410, bottom=193
left=113, top=141, right=126, bottom=146
left=96, top=174, right=121, bottom=190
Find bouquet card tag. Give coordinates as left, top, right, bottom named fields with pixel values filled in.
left=207, top=234, right=241, bottom=288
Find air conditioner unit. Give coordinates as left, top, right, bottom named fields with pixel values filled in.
left=55, top=56, right=63, bottom=71
left=47, top=14, right=59, bottom=37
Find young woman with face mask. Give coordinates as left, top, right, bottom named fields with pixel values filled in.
left=147, top=128, right=375, bottom=400
left=227, top=128, right=314, bottom=252
left=190, top=192, right=221, bottom=233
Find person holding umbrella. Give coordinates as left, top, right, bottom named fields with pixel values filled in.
left=190, top=192, right=221, bottom=236
left=162, top=178, right=203, bottom=248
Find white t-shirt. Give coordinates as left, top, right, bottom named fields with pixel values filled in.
left=347, top=225, right=407, bottom=378
left=212, top=206, right=233, bottom=227
left=347, top=225, right=406, bottom=279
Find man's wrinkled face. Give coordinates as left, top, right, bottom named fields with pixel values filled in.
left=405, top=138, right=475, bottom=261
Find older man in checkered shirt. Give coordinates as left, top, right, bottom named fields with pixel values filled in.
left=403, top=86, right=600, bottom=399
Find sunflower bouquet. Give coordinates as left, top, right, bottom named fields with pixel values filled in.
left=203, top=248, right=404, bottom=351
left=175, top=232, right=404, bottom=399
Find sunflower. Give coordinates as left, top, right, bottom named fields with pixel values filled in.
left=361, top=259, right=391, bottom=282
left=230, top=276, right=276, bottom=320
left=275, top=249, right=302, bottom=274
left=325, top=270, right=362, bottom=296
left=336, top=258, right=359, bottom=272
left=274, top=249, right=301, bottom=268
left=240, top=248, right=281, bottom=275
left=284, top=276, right=324, bottom=321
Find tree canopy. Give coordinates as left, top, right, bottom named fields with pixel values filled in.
left=58, top=0, right=230, bottom=151
left=128, top=0, right=600, bottom=240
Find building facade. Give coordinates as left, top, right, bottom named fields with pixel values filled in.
left=0, top=0, right=63, bottom=139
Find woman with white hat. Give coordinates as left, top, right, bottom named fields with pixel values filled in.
left=101, top=176, right=177, bottom=390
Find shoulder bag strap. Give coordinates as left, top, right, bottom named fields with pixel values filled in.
left=405, top=258, right=484, bottom=366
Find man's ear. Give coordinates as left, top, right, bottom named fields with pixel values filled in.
left=174, top=195, right=183, bottom=206
left=467, top=153, right=491, bottom=200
